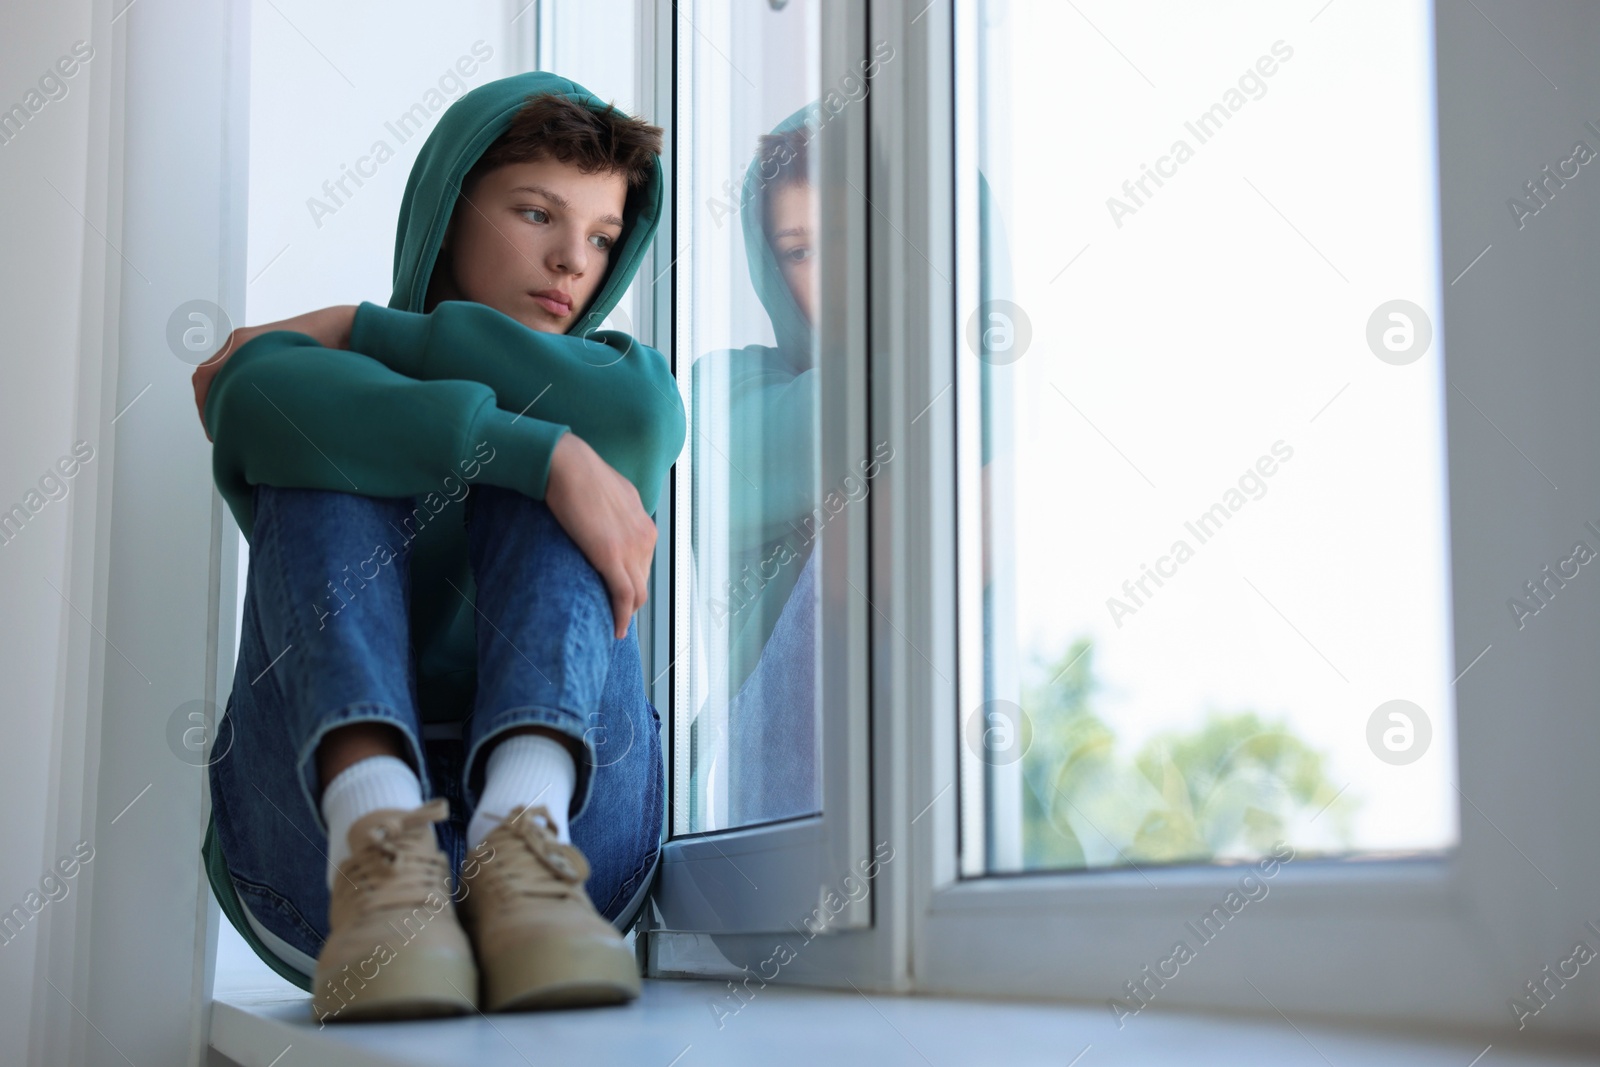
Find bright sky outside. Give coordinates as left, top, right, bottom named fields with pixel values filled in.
left=988, top=0, right=1458, bottom=855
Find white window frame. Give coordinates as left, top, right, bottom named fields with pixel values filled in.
left=883, top=0, right=1600, bottom=1037
left=646, top=0, right=885, bottom=954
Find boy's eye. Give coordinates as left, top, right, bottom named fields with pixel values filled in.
left=785, top=246, right=812, bottom=264
left=590, top=233, right=614, bottom=252
left=519, top=207, right=550, bottom=224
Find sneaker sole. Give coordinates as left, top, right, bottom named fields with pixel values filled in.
left=311, top=949, right=478, bottom=1024
left=485, top=936, right=642, bottom=1012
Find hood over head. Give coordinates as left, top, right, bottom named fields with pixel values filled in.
left=741, top=101, right=820, bottom=365
left=386, top=71, right=664, bottom=337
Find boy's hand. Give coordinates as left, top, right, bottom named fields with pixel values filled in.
left=191, top=305, right=358, bottom=442
left=544, top=433, right=657, bottom=640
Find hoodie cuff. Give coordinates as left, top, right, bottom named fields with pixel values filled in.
left=349, top=302, right=433, bottom=378
left=470, top=403, right=570, bottom=501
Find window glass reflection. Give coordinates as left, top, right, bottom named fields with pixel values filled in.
left=675, top=1, right=827, bottom=833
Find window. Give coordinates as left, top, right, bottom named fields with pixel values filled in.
left=903, top=0, right=1596, bottom=1030
left=650, top=0, right=879, bottom=943
left=672, top=0, right=827, bottom=835
left=956, top=1, right=1458, bottom=878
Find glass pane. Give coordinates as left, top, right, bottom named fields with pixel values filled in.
left=673, top=0, right=828, bottom=833
left=963, top=0, right=1459, bottom=874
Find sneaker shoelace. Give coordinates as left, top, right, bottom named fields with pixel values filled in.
left=340, top=798, right=453, bottom=911
left=476, top=805, right=590, bottom=905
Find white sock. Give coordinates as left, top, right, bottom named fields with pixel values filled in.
left=468, top=733, right=576, bottom=849
left=320, top=754, right=424, bottom=890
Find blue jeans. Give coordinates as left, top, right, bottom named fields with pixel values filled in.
left=206, top=483, right=663, bottom=983
left=727, top=544, right=820, bottom=824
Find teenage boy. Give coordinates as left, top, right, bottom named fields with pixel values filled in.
left=191, top=72, right=683, bottom=1021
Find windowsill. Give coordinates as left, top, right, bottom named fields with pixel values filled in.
left=210, top=970, right=1595, bottom=1067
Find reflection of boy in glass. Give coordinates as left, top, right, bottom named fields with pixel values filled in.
left=690, top=108, right=838, bottom=824
left=761, top=130, right=818, bottom=325
left=694, top=108, right=995, bottom=826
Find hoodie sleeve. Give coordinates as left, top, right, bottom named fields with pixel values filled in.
left=348, top=299, right=686, bottom=515
left=204, top=330, right=572, bottom=542
left=690, top=345, right=819, bottom=546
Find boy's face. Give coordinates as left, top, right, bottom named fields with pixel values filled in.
left=432, top=156, right=628, bottom=333
left=765, top=181, right=816, bottom=325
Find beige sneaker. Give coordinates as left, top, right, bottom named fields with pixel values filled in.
left=311, top=798, right=478, bottom=1023
left=458, top=804, right=641, bottom=1011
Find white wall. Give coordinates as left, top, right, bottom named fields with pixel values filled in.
left=245, top=0, right=523, bottom=323
left=0, top=0, right=105, bottom=1060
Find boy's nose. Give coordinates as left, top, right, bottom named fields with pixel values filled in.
left=546, top=232, right=590, bottom=279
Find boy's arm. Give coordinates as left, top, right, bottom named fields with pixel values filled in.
left=196, top=300, right=684, bottom=518
left=691, top=347, right=819, bottom=545
left=208, top=331, right=668, bottom=638
left=347, top=299, right=685, bottom=514
left=204, top=330, right=573, bottom=541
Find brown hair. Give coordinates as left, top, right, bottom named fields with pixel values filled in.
left=462, top=92, right=663, bottom=199
left=755, top=126, right=812, bottom=193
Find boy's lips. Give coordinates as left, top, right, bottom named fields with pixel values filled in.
left=528, top=289, right=572, bottom=316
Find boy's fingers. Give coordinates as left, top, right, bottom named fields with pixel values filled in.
left=632, top=557, right=651, bottom=615
left=626, top=561, right=648, bottom=636
left=608, top=582, right=629, bottom=640
left=607, top=559, right=640, bottom=639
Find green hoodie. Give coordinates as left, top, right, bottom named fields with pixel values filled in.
left=204, top=71, right=684, bottom=724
